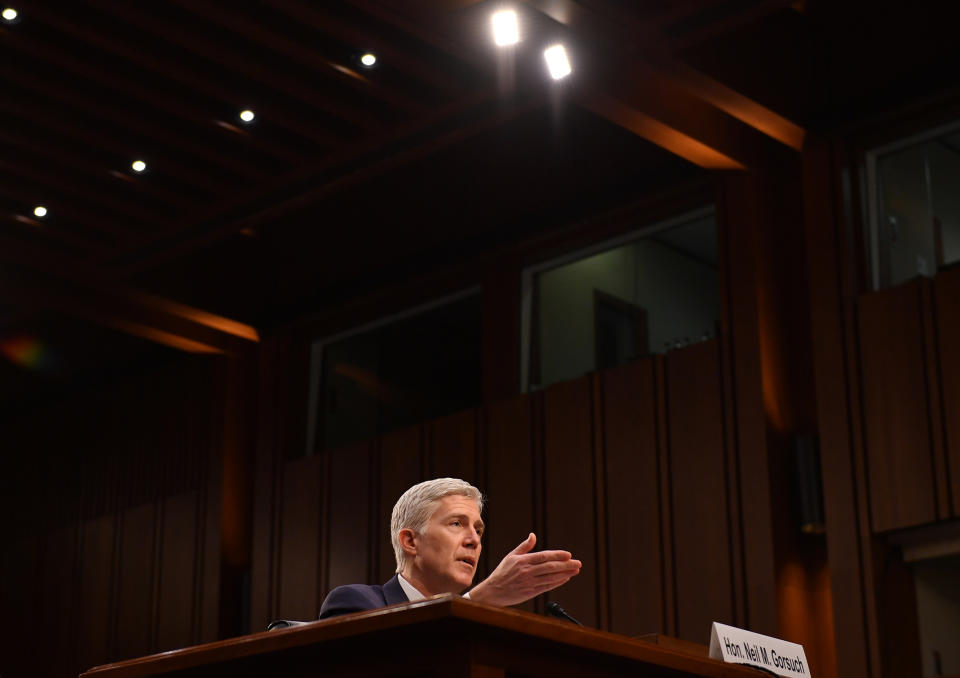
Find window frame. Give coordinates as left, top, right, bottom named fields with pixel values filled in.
left=519, top=205, right=715, bottom=393
left=864, top=119, right=960, bottom=290
left=304, top=285, right=481, bottom=457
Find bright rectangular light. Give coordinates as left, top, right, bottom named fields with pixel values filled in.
left=491, top=10, right=519, bottom=46
left=543, top=44, right=571, bottom=80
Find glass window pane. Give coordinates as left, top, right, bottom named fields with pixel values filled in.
left=874, top=129, right=960, bottom=288
left=531, top=211, right=719, bottom=389
left=313, top=293, right=481, bottom=453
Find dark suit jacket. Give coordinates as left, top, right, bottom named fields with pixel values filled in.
left=318, top=574, right=409, bottom=619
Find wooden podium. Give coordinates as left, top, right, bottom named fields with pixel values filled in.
left=81, top=596, right=762, bottom=678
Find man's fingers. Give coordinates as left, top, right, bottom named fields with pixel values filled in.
left=530, top=558, right=582, bottom=574
left=524, top=549, right=574, bottom=565
left=510, top=532, right=536, bottom=555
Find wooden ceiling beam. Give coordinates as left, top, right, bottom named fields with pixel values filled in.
left=0, top=239, right=259, bottom=355
left=125, top=92, right=547, bottom=271
left=267, top=0, right=468, bottom=97
left=103, top=88, right=510, bottom=275
left=24, top=4, right=338, bottom=156
left=0, top=162, right=164, bottom=239
left=660, top=0, right=799, bottom=53
left=350, top=0, right=783, bottom=168
left=348, top=0, right=478, bottom=72
left=0, top=128, right=191, bottom=212
left=0, top=42, right=264, bottom=187
left=0, top=209, right=115, bottom=259
left=525, top=0, right=805, bottom=153
left=168, top=0, right=428, bottom=119
left=86, top=0, right=380, bottom=141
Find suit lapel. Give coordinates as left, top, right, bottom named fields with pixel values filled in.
left=382, top=574, right=408, bottom=605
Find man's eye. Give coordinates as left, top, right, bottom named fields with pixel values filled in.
left=451, top=520, right=461, bottom=527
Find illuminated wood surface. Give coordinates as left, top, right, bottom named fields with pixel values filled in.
left=82, top=596, right=764, bottom=678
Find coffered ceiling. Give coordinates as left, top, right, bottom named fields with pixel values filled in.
left=1, top=0, right=956, bottom=404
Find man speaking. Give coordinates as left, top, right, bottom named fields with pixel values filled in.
left=319, top=478, right=582, bottom=618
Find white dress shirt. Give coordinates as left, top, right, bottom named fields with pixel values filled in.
left=398, top=573, right=471, bottom=600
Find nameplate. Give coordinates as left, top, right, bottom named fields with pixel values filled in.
left=708, top=622, right=811, bottom=677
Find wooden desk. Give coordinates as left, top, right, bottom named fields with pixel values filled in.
left=82, top=595, right=762, bottom=678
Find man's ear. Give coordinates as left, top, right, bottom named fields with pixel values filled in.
left=398, top=528, right=418, bottom=557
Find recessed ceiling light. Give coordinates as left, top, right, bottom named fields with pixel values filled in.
left=1, top=7, right=17, bottom=22
left=131, top=159, right=147, bottom=173
left=543, top=44, right=572, bottom=80
left=491, top=10, right=519, bottom=46
left=239, top=109, right=255, bottom=123
left=33, top=205, right=47, bottom=218
left=360, top=53, right=376, bottom=67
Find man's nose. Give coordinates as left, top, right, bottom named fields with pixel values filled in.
left=464, top=528, right=480, bottom=546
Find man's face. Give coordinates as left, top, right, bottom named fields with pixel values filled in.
left=406, top=494, right=484, bottom=595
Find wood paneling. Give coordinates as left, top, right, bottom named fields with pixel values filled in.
left=0, top=357, right=224, bottom=678
left=115, top=503, right=157, bottom=660
left=543, top=376, right=599, bottom=629
left=78, top=515, right=117, bottom=673
left=602, top=358, right=663, bottom=637
left=667, top=340, right=734, bottom=643
left=934, top=268, right=960, bottom=516
left=484, top=394, right=536, bottom=604
left=260, top=348, right=751, bottom=642
left=156, top=492, right=198, bottom=652
left=277, top=455, right=323, bottom=621
left=41, top=526, right=79, bottom=677
left=802, top=139, right=874, bottom=678
left=1, top=536, right=42, bottom=675
left=858, top=279, right=937, bottom=532
left=378, top=425, right=424, bottom=582
left=326, top=442, right=373, bottom=592
left=429, top=409, right=478, bottom=483
left=717, top=171, right=775, bottom=636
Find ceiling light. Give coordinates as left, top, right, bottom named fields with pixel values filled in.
left=491, top=10, right=519, bottom=46
left=239, top=109, right=255, bottom=123
left=33, top=205, right=47, bottom=218
left=1, top=7, right=17, bottom=22
left=131, top=159, right=146, bottom=173
left=360, top=53, right=376, bottom=67
left=543, top=44, right=571, bottom=80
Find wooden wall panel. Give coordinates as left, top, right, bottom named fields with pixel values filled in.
left=326, top=442, right=373, bottom=593
left=802, top=139, right=874, bottom=678
left=0, top=536, right=41, bottom=676
left=602, top=358, right=663, bottom=637
left=41, top=526, right=78, bottom=678
left=198, top=430, right=222, bottom=644
left=484, top=394, right=535, bottom=603
left=114, top=503, right=157, bottom=661
left=543, top=376, right=598, bottom=628
left=934, top=268, right=960, bottom=516
left=858, top=279, right=937, bottom=531
left=277, top=455, right=323, bottom=621
left=667, top=340, right=734, bottom=643
left=77, top=515, right=116, bottom=673
left=156, top=492, right=198, bottom=652
left=0, top=357, right=222, bottom=678
left=378, top=425, right=424, bottom=583
left=428, top=409, right=478, bottom=484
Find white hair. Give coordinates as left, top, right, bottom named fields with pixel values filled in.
left=390, top=478, right=484, bottom=573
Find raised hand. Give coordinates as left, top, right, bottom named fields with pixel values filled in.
left=467, top=533, right=582, bottom=607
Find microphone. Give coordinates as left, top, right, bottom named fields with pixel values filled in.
left=546, top=601, right=583, bottom=626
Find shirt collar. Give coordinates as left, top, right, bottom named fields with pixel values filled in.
left=397, top=573, right=426, bottom=601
